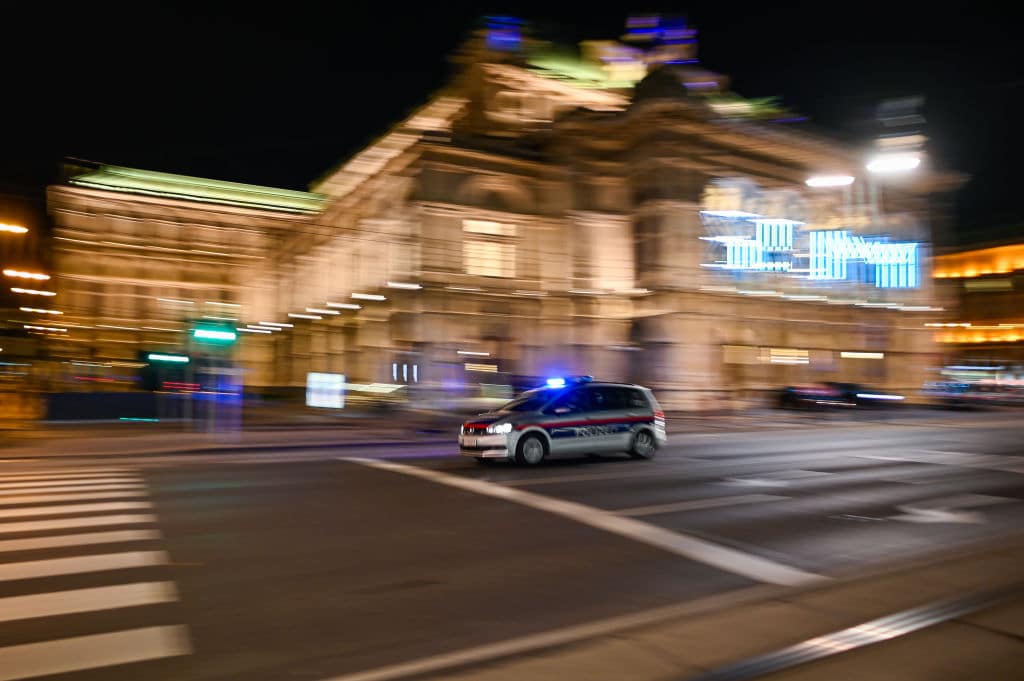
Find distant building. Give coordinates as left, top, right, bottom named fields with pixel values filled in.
left=932, top=239, right=1024, bottom=368
left=47, top=16, right=962, bottom=408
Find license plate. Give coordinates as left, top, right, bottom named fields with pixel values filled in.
left=462, top=436, right=477, bottom=447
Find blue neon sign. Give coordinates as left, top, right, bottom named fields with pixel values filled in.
left=705, top=215, right=919, bottom=289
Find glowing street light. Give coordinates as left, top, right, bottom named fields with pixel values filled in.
left=866, top=152, right=921, bottom=174
left=0, top=223, right=28, bottom=234
left=805, top=175, right=855, bottom=188
left=3, top=269, right=50, bottom=281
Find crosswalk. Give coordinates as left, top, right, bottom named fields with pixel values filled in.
left=0, top=465, right=190, bottom=680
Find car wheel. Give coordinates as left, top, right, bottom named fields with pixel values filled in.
left=515, top=434, right=547, bottom=465
left=629, top=429, right=657, bottom=459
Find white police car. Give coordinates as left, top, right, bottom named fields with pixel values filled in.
left=458, top=376, right=666, bottom=465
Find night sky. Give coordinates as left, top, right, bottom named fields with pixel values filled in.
left=4, top=2, right=1022, bottom=244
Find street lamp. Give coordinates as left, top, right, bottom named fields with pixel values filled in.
left=0, top=223, right=27, bottom=234
left=866, top=152, right=921, bottom=174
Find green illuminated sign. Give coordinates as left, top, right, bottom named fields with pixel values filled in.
left=147, top=353, right=189, bottom=363
left=192, top=328, right=237, bottom=343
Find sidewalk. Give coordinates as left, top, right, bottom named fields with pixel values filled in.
left=416, top=537, right=1024, bottom=681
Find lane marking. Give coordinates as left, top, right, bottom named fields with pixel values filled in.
left=616, top=494, right=790, bottom=517
left=722, top=470, right=832, bottom=487
left=342, top=457, right=823, bottom=587
left=0, top=581, right=177, bottom=623
left=0, top=480, right=143, bottom=492
left=0, top=490, right=147, bottom=506
left=0, top=514, right=158, bottom=534
left=860, top=451, right=1024, bottom=475
left=0, top=551, right=168, bottom=582
left=317, top=585, right=775, bottom=681
left=0, top=625, right=190, bottom=680
left=0, top=501, right=152, bottom=519
left=0, top=470, right=133, bottom=483
left=889, top=494, right=1020, bottom=524
left=0, top=529, right=161, bottom=554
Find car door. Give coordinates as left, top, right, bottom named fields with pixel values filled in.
left=542, top=388, right=589, bottom=457
left=580, top=386, right=633, bottom=453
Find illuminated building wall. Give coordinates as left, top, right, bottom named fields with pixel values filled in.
left=48, top=163, right=324, bottom=386
left=44, top=18, right=958, bottom=408
left=931, top=242, right=1024, bottom=364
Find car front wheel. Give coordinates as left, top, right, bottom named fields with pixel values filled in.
left=515, top=434, right=547, bottom=465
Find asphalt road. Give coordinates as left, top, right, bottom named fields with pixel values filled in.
left=0, top=413, right=1023, bottom=681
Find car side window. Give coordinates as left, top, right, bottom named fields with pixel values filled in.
left=545, top=389, right=584, bottom=414
left=624, top=388, right=649, bottom=409
left=587, top=387, right=628, bottom=412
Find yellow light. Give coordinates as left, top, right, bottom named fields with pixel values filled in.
left=3, top=269, right=49, bottom=280
left=11, top=287, right=56, bottom=296
left=464, top=362, right=499, bottom=373
left=19, top=307, right=62, bottom=315
left=0, top=223, right=27, bottom=234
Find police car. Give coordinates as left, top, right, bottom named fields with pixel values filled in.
left=458, top=376, right=666, bottom=465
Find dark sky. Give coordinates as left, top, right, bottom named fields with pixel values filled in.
left=4, top=2, right=1022, bottom=243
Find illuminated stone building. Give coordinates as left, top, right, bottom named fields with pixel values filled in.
left=49, top=17, right=962, bottom=408
left=47, top=163, right=324, bottom=383
left=932, top=240, right=1024, bottom=367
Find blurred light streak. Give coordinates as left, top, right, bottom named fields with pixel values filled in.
left=288, top=313, right=322, bottom=320
left=386, top=281, right=422, bottom=289
left=236, top=327, right=271, bottom=333
left=325, top=302, right=361, bottom=310
left=306, top=308, right=340, bottom=315
left=258, top=322, right=294, bottom=327
left=351, top=293, right=386, bottom=301
left=867, top=152, right=921, bottom=173
left=11, top=288, right=55, bottom=296
left=3, top=269, right=49, bottom=280
left=0, top=223, right=28, bottom=234
left=19, top=307, right=62, bottom=315
left=806, top=175, right=855, bottom=187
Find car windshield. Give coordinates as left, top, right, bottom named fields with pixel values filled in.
left=498, top=389, right=554, bottom=412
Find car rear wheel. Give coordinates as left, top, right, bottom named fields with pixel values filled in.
left=515, top=434, right=547, bottom=465
left=629, top=430, right=657, bottom=459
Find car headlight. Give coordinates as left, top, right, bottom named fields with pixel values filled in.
left=486, top=422, right=513, bottom=435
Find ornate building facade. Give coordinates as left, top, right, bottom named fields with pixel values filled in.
left=48, top=17, right=960, bottom=408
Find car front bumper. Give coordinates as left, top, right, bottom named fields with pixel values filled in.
left=458, top=433, right=512, bottom=459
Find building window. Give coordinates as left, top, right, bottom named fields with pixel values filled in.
left=463, top=220, right=516, bottom=278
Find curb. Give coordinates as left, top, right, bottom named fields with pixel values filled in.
left=0, top=437, right=454, bottom=461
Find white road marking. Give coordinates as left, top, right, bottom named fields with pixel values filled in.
left=0, top=490, right=146, bottom=506
left=0, top=480, right=143, bottom=492
left=0, top=514, right=158, bottom=534
left=616, top=494, right=789, bottom=517
left=0, top=625, right=190, bottom=680
left=0, top=470, right=133, bottom=483
left=0, top=529, right=161, bottom=554
left=317, top=585, right=775, bottom=681
left=889, top=494, right=1019, bottom=524
left=0, top=501, right=152, bottom=519
left=0, top=581, right=177, bottom=623
left=722, top=470, right=832, bottom=487
left=861, top=451, right=1024, bottom=475
left=0, top=551, right=167, bottom=582
left=343, top=457, right=823, bottom=587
